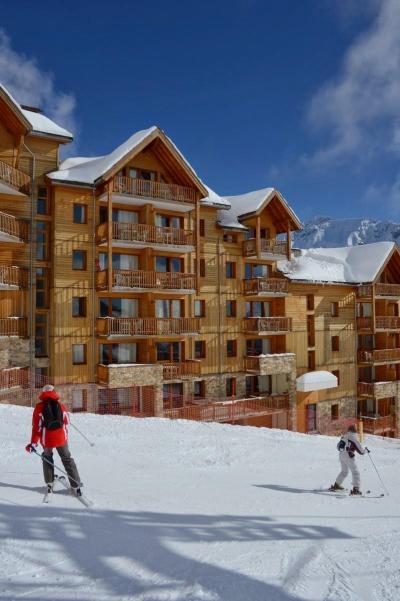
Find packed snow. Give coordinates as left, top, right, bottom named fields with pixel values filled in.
left=278, top=241, right=395, bottom=284
left=1, top=404, right=400, bottom=601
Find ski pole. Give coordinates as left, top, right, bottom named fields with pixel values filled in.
left=69, top=421, right=95, bottom=447
left=366, top=450, right=390, bottom=496
left=29, top=446, right=81, bottom=488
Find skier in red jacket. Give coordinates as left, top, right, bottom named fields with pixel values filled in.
left=25, top=385, right=82, bottom=495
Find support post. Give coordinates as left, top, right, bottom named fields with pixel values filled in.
left=107, top=182, right=113, bottom=292
left=256, top=215, right=261, bottom=259
left=195, top=201, right=200, bottom=294
left=286, top=221, right=291, bottom=261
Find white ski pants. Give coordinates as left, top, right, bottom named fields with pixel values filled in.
left=336, top=452, right=360, bottom=488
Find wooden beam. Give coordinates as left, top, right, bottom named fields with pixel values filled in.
left=195, top=202, right=200, bottom=294
left=107, top=182, right=113, bottom=292
left=256, top=215, right=261, bottom=259
left=287, top=221, right=291, bottom=261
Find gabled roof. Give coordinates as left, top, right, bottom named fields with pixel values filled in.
left=278, top=241, right=398, bottom=284
left=0, top=84, right=73, bottom=141
left=218, top=187, right=302, bottom=232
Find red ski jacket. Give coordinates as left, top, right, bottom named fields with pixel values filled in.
left=31, top=391, right=69, bottom=449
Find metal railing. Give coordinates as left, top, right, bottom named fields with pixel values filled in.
left=243, top=316, right=292, bottom=333
left=97, top=316, right=200, bottom=336
left=113, top=176, right=197, bottom=203
left=243, top=278, right=289, bottom=295
left=0, top=159, right=30, bottom=193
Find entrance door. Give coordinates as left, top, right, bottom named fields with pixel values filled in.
left=306, top=404, right=317, bottom=432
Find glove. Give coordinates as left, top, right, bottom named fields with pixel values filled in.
left=25, top=443, right=37, bottom=453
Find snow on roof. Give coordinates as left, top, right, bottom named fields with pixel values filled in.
left=200, top=185, right=231, bottom=209
left=21, top=108, right=73, bottom=140
left=278, top=241, right=395, bottom=284
left=296, top=370, right=338, bottom=392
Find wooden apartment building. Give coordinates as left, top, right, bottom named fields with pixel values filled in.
left=0, top=82, right=399, bottom=437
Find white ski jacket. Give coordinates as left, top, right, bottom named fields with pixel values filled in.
left=339, top=431, right=365, bottom=457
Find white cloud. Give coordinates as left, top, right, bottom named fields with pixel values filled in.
left=0, top=29, right=76, bottom=142
left=303, top=0, right=400, bottom=168
left=364, top=178, right=400, bottom=215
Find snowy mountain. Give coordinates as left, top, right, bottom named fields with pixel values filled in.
left=294, top=217, right=400, bottom=248
left=1, top=404, right=399, bottom=601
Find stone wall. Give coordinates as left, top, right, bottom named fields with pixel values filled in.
left=317, top=395, right=357, bottom=434
left=0, top=338, right=29, bottom=369
left=105, top=364, right=163, bottom=388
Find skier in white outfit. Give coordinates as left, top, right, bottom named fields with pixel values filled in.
left=330, top=425, right=369, bottom=495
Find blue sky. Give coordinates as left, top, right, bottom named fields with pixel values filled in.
left=1, top=0, right=399, bottom=223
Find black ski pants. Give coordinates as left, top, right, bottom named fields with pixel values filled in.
left=42, top=444, right=81, bottom=487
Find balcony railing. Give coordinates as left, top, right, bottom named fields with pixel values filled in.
left=96, top=222, right=194, bottom=248
left=0, top=266, right=27, bottom=288
left=359, top=415, right=395, bottom=434
left=0, top=211, right=28, bottom=241
left=112, top=176, right=197, bottom=204
left=0, top=366, right=29, bottom=389
left=376, top=283, right=400, bottom=297
left=0, top=159, right=30, bottom=194
left=164, top=394, right=290, bottom=422
left=243, top=278, right=289, bottom=295
left=243, top=317, right=292, bottom=334
left=97, top=316, right=200, bottom=336
left=96, top=269, right=196, bottom=291
left=358, top=381, right=400, bottom=399
left=243, top=238, right=288, bottom=258
left=0, top=317, right=27, bottom=337
left=357, top=316, right=400, bottom=330
left=357, top=348, right=400, bottom=363
left=162, top=360, right=201, bottom=380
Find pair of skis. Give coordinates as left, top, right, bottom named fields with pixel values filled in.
left=42, top=475, right=93, bottom=507
left=315, top=488, right=384, bottom=499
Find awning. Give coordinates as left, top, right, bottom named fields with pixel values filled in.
left=296, top=370, right=338, bottom=392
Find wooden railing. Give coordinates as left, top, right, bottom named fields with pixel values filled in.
left=112, top=269, right=196, bottom=290
left=0, top=366, right=29, bottom=389
left=164, top=394, right=290, bottom=422
left=357, top=317, right=373, bottom=330
left=113, top=176, right=197, bottom=203
left=357, top=348, right=400, bottom=363
left=356, top=285, right=372, bottom=298
left=376, top=316, right=400, bottom=330
left=0, top=159, right=30, bottom=193
left=111, top=222, right=194, bottom=247
left=97, top=316, right=200, bottom=336
left=0, top=211, right=28, bottom=241
left=243, top=238, right=288, bottom=257
left=359, top=415, right=395, bottom=434
left=0, top=317, right=27, bottom=337
left=243, top=278, right=289, bottom=295
left=0, top=266, right=27, bottom=287
left=375, top=283, right=400, bottom=297
left=243, top=317, right=292, bottom=333
left=244, top=356, right=263, bottom=372
left=162, top=360, right=201, bottom=380
left=357, top=382, right=375, bottom=397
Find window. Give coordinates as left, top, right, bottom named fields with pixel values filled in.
left=307, top=294, right=314, bottom=311
left=155, top=256, right=182, bottom=273
left=36, top=221, right=50, bottom=261
left=226, top=300, right=236, bottom=317
left=155, top=299, right=182, bottom=318
left=99, top=207, right=108, bottom=224
left=100, top=343, right=137, bottom=364
left=37, top=187, right=48, bottom=215
left=72, top=344, right=86, bottom=365
left=223, top=233, right=238, bottom=243
left=35, top=314, right=48, bottom=357
left=72, top=297, right=86, bottom=317
left=199, top=219, right=205, bottom=237
left=73, top=204, right=87, bottom=224
left=195, top=340, right=206, bottom=359
left=156, top=342, right=182, bottom=362
left=36, top=267, right=48, bottom=308
left=226, top=261, right=236, bottom=279
left=155, top=214, right=182, bottom=229
left=227, top=340, right=237, bottom=357
left=308, top=350, right=315, bottom=370
left=226, top=377, right=236, bottom=397
left=245, top=263, right=269, bottom=279
left=331, top=404, right=339, bottom=421
left=331, top=336, right=340, bottom=352
left=194, top=380, right=205, bottom=399
left=71, top=389, right=87, bottom=412
left=307, top=315, right=315, bottom=346
left=100, top=298, right=138, bottom=317
left=245, top=301, right=270, bottom=318
left=331, top=302, right=339, bottom=317
left=332, top=370, right=340, bottom=385
left=72, top=250, right=87, bottom=270
left=194, top=300, right=206, bottom=317
left=200, top=258, right=206, bottom=277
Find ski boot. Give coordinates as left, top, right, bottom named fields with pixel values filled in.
left=72, top=485, right=83, bottom=497
left=350, top=487, right=362, bottom=495
left=46, top=482, right=54, bottom=494
left=329, top=482, right=345, bottom=491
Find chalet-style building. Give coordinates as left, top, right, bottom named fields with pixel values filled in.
left=0, top=82, right=399, bottom=437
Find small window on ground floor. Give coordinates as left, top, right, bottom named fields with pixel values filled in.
left=331, top=404, right=339, bottom=421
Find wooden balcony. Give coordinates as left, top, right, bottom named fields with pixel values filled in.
left=0, top=211, right=28, bottom=242
left=243, top=317, right=292, bottom=334
left=0, top=159, right=30, bottom=195
left=357, top=316, right=400, bottom=331
left=0, top=366, right=29, bottom=390
left=97, top=316, right=200, bottom=337
left=243, top=238, right=288, bottom=259
left=112, top=176, right=197, bottom=204
left=164, top=394, right=290, bottom=423
left=96, top=362, right=163, bottom=387
left=358, top=348, right=400, bottom=364
left=359, top=415, right=396, bottom=435
left=162, top=360, right=201, bottom=380
left=96, top=222, right=195, bottom=251
left=0, top=317, right=27, bottom=337
left=358, top=381, right=400, bottom=399
left=0, top=266, right=27, bottom=288
left=357, top=283, right=400, bottom=299
left=96, top=269, right=196, bottom=292
left=243, top=278, right=289, bottom=296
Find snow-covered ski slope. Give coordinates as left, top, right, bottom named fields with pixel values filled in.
left=1, top=405, right=400, bottom=601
